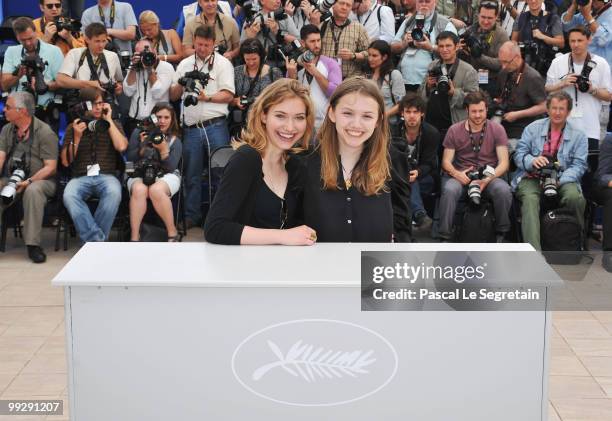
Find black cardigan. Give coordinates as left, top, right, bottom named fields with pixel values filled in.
left=204, top=144, right=301, bottom=245
left=390, top=121, right=440, bottom=179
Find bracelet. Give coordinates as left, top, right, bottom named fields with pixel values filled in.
left=588, top=18, right=596, bottom=25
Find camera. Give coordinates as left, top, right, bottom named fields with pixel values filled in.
left=518, top=19, right=557, bottom=75
left=266, top=10, right=288, bottom=20
left=215, top=44, right=228, bottom=56
left=538, top=158, right=561, bottom=199
left=490, top=103, right=507, bottom=125
left=459, top=29, right=487, bottom=59
left=576, top=59, right=597, bottom=93
left=299, top=49, right=315, bottom=63
left=429, top=65, right=450, bottom=95
left=466, top=165, right=495, bottom=207
left=126, top=149, right=163, bottom=186
left=278, top=39, right=304, bottom=62
left=240, top=96, right=255, bottom=107
left=140, top=46, right=157, bottom=68
left=14, top=55, right=48, bottom=95
left=411, top=14, right=426, bottom=42
left=137, top=115, right=166, bottom=145
left=71, top=100, right=111, bottom=133
left=0, top=152, right=28, bottom=205
left=318, top=0, right=337, bottom=14
left=237, top=0, right=258, bottom=24
left=54, top=17, right=82, bottom=33
left=178, top=70, right=211, bottom=107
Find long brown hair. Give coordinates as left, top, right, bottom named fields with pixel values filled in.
left=235, top=78, right=314, bottom=155
left=317, top=77, right=390, bottom=196
left=151, top=102, right=180, bottom=138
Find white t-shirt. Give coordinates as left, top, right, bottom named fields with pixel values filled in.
left=501, top=1, right=543, bottom=36
left=58, top=47, right=124, bottom=84
left=349, top=3, right=395, bottom=43
left=298, top=61, right=329, bottom=130
left=173, top=53, right=235, bottom=125
left=546, top=53, right=612, bottom=140
left=123, top=60, right=175, bottom=120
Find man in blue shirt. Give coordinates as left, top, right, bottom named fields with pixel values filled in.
left=1, top=17, right=64, bottom=130
left=81, top=0, right=137, bottom=54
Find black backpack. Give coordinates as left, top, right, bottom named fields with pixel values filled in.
left=541, top=207, right=583, bottom=265
left=456, top=202, right=496, bottom=243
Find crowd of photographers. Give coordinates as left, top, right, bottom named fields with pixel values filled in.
left=0, top=0, right=611, bottom=271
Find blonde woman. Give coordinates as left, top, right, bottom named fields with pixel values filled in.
left=138, top=11, right=183, bottom=66
left=204, top=78, right=317, bottom=245
left=301, top=76, right=395, bottom=242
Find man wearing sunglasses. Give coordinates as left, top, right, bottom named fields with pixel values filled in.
left=34, top=0, right=85, bottom=56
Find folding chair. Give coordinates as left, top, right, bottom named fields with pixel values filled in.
left=207, top=145, right=236, bottom=207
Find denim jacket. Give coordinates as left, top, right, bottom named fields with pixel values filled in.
left=512, top=118, right=588, bottom=191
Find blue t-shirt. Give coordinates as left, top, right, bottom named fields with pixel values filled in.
left=81, top=1, right=137, bottom=54
left=3, top=40, right=64, bottom=107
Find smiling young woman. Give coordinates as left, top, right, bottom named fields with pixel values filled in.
left=204, top=78, right=318, bottom=245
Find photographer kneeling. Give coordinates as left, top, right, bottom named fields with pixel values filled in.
left=126, top=103, right=182, bottom=242
left=61, top=88, right=128, bottom=243
left=513, top=91, right=588, bottom=251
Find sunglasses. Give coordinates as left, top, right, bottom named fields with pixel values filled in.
left=45, top=3, right=62, bottom=9
left=279, top=199, right=288, bottom=230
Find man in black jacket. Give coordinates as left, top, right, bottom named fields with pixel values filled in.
left=393, top=93, right=440, bottom=231
left=594, top=133, right=612, bottom=272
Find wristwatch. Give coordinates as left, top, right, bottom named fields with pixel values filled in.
left=26, top=178, right=33, bottom=185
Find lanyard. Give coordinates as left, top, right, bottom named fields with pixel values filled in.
left=468, top=120, right=486, bottom=153
left=21, top=40, right=41, bottom=58
left=358, top=4, right=377, bottom=27
left=194, top=53, right=214, bottom=74
left=501, top=60, right=525, bottom=104
left=98, top=0, right=116, bottom=28
left=545, top=122, right=565, bottom=159
left=568, top=53, right=591, bottom=108
left=203, top=14, right=228, bottom=48
left=10, top=121, right=34, bottom=173
left=331, top=19, right=350, bottom=57
left=405, top=125, right=422, bottom=163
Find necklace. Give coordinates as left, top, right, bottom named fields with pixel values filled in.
left=341, top=162, right=354, bottom=189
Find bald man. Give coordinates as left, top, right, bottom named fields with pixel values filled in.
left=494, top=41, right=547, bottom=151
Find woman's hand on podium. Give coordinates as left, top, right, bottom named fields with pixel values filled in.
left=280, top=225, right=317, bottom=246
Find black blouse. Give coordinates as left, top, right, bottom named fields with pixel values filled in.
left=204, top=144, right=300, bottom=245
left=299, top=151, right=394, bottom=243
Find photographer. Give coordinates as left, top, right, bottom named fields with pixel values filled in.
left=350, top=0, right=396, bottom=42
left=0, top=92, right=58, bottom=264
left=138, top=11, right=183, bottom=67
left=562, top=0, right=612, bottom=68
left=593, top=133, right=612, bottom=272
left=393, top=93, right=440, bottom=230
left=494, top=41, right=547, bottom=149
left=1, top=17, right=64, bottom=129
left=286, top=24, right=341, bottom=131
left=439, top=91, right=512, bottom=242
left=418, top=31, right=479, bottom=138
left=81, top=0, right=137, bottom=55
left=284, top=0, right=315, bottom=32
left=366, top=40, right=406, bottom=125
left=60, top=88, right=128, bottom=243
left=126, top=103, right=183, bottom=242
left=170, top=25, right=235, bottom=229
left=436, top=0, right=479, bottom=30
left=317, top=0, right=371, bottom=78
left=56, top=23, right=124, bottom=117
left=510, top=0, right=565, bottom=76
left=513, top=91, right=588, bottom=250
left=546, top=26, right=611, bottom=149
left=176, top=0, right=232, bottom=38
left=391, top=0, right=457, bottom=92
left=34, top=0, right=85, bottom=56
left=183, top=0, right=240, bottom=61
left=230, top=39, right=283, bottom=138
left=458, top=1, right=510, bottom=97
left=241, top=0, right=300, bottom=64
left=123, top=39, right=174, bottom=138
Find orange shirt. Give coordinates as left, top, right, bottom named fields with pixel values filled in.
left=33, top=17, right=85, bottom=56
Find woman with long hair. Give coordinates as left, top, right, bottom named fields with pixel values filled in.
left=126, top=103, right=183, bottom=241
left=301, top=76, right=394, bottom=242
left=366, top=40, right=406, bottom=122
left=138, top=11, right=183, bottom=66
left=204, top=78, right=317, bottom=245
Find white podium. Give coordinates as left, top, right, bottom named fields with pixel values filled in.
left=53, top=243, right=554, bottom=421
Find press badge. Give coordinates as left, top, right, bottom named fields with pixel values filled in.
left=405, top=47, right=417, bottom=57
left=478, top=69, right=489, bottom=84
left=87, top=164, right=100, bottom=176
left=570, top=108, right=583, bottom=118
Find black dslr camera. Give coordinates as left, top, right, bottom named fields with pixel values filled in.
left=71, top=101, right=111, bottom=133
left=410, top=14, right=426, bottom=44
left=459, top=29, right=487, bottom=59
left=466, top=165, right=496, bottom=207
left=576, top=59, right=597, bottom=93
left=14, top=55, right=48, bottom=95
left=0, top=152, right=28, bottom=205
left=140, top=45, right=158, bottom=68
left=137, top=114, right=166, bottom=145
left=429, top=65, right=450, bottom=95
left=278, top=39, right=304, bottom=62
left=215, top=44, right=228, bottom=56
left=54, top=17, right=82, bottom=33
left=178, top=70, right=211, bottom=107
left=126, top=147, right=163, bottom=186
left=537, top=157, right=561, bottom=200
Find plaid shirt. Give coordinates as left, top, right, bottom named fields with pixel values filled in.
left=320, top=19, right=369, bottom=79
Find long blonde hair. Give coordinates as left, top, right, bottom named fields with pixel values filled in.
left=234, top=78, right=315, bottom=155
left=317, top=77, right=390, bottom=196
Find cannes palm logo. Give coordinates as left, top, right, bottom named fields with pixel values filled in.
left=231, top=319, right=399, bottom=406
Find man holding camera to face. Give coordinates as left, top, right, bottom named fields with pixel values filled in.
left=170, top=25, right=235, bottom=229
left=123, top=39, right=174, bottom=137
left=1, top=18, right=64, bottom=131
left=458, top=1, right=509, bottom=97
left=80, top=0, right=137, bottom=55
left=391, top=0, right=456, bottom=92
left=60, top=88, right=128, bottom=243
left=34, top=0, right=85, bottom=56
left=0, top=92, right=58, bottom=264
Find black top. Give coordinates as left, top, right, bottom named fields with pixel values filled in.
left=299, top=151, right=393, bottom=243
left=425, top=88, right=452, bottom=133
left=252, top=182, right=285, bottom=229
left=204, top=144, right=301, bottom=245
left=392, top=121, right=440, bottom=179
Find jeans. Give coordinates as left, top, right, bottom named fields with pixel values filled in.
left=410, top=175, right=434, bottom=217
left=63, top=175, right=122, bottom=242
left=182, top=120, right=230, bottom=223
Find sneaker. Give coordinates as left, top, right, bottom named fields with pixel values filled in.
left=27, top=245, right=46, bottom=264
left=413, top=212, right=433, bottom=231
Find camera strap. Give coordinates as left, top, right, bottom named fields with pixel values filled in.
left=194, top=52, right=214, bottom=74
left=329, top=18, right=351, bottom=57
left=404, top=124, right=422, bottom=163
left=467, top=120, right=486, bottom=153
left=8, top=120, right=34, bottom=175
left=153, top=32, right=170, bottom=55
left=245, top=65, right=263, bottom=98
left=358, top=3, right=382, bottom=28
left=20, top=40, right=41, bottom=59
left=568, top=52, right=592, bottom=107
left=501, top=59, right=525, bottom=105
left=544, top=122, right=565, bottom=160
left=98, top=0, right=116, bottom=29
left=593, top=2, right=612, bottom=20
left=79, top=49, right=111, bottom=82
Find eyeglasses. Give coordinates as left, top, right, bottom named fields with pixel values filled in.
left=499, top=54, right=518, bottom=65
left=279, top=198, right=288, bottom=230
left=45, top=3, right=62, bottom=9
left=92, top=101, right=104, bottom=106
